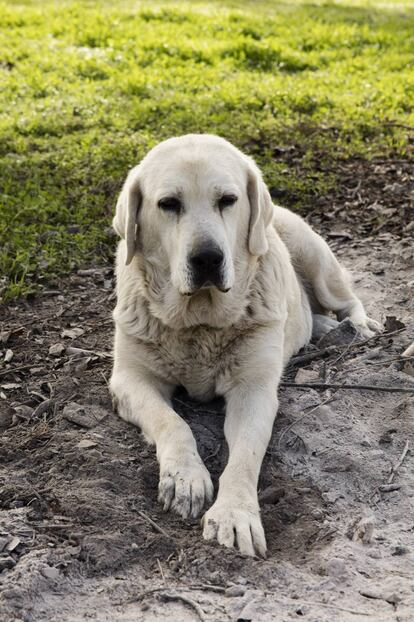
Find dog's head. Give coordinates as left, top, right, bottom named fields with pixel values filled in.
left=113, top=134, right=275, bottom=327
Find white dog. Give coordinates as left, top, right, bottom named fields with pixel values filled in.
left=110, top=134, right=379, bottom=557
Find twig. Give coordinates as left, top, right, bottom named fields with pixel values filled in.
left=330, top=332, right=359, bottom=366
left=388, top=440, right=410, bottom=484
left=189, top=583, right=226, bottom=594
left=115, top=588, right=207, bottom=621
left=280, top=382, right=414, bottom=394
left=31, top=399, right=55, bottom=418
left=288, top=345, right=338, bottom=367
left=137, top=510, right=173, bottom=540
left=157, top=558, right=166, bottom=582
left=161, top=592, right=206, bottom=622
left=271, top=597, right=375, bottom=617
left=347, top=355, right=414, bottom=373
left=0, top=364, right=32, bottom=377
left=204, top=443, right=221, bottom=463
left=288, top=327, right=405, bottom=369
left=278, top=394, right=336, bottom=449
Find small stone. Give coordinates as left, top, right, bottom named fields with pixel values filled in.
left=48, top=343, right=65, bottom=357
left=0, top=409, right=13, bottom=429
left=322, top=455, right=353, bottom=473
left=41, top=565, right=60, bottom=580
left=13, top=405, right=34, bottom=419
left=4, top=349, right=13, bottom=363
left=392, top=545, right=408, bottom=556
left=379, top=429, right=396, bottom=444
left=0, top=554, right=16, bottom=571
left=317, top=318, right=358, bottom=347
left=61, top=327, right=84, bottom=339
left=225, top=585, right=246, bottom=597
left=6, top=537, right=21, bottom=552
left=384, top=592, right=401, bottom=605
left=77, top=439, right=98, bottom=449
left=295, top=368, right=319, bottom=384
left=352, top=516, right=375, bottom=544
left=0, top=537, right=8, bottom=551
left=258, top=486, right=285, bottom=505
left=322, top=491, right=340, bottom=504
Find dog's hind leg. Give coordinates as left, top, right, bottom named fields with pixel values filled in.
left=312, top=313, right=339, bottom=341
left=274, top=206, right=381, bottom=338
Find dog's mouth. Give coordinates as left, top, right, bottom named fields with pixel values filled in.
left=182, top=282, right=231, bottom=296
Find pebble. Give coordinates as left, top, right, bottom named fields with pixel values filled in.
left=0, top=554, right=16, bottom=571
left=225, top=585, right=246, bottom=598
left=6, top=537, right=21, bottom=552
left=4, top=349, right=14, bottom=363
left=258, top=486, right=285, bottom=505
left=322, top=491, right=340, bottom=504
left=295, top=368, right=319, bottom=384
left=77, top=439, right=98, bottom=449
left=317, top=318, right=358, bottom=347
left=352, top=516, right=375, bottom=544
left=0, top=409, right=13, bottom=429
left=384, top=592, right=402, bottom=605
left=392, top=545, right=409, bottom=556
left=41, top=565, right=60, bottom=580
left=48, top=343, right=66, bottom=357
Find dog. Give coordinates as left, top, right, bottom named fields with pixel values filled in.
left=110, top=134, right=380, bottom=556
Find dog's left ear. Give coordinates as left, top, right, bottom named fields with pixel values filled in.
left=247, top=164, right=275, bottom=256
left=112, top=166, right=142, bottom=266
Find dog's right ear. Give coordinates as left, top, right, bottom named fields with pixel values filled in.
left=112, top=166, right=142, bottom=266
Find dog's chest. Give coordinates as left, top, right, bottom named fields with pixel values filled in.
left=142, top=325, right=247, bottom=401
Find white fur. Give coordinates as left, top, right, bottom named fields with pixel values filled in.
left=110, top=134, right=380, bottom=556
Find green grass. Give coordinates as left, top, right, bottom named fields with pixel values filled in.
left=1, top=0, right=413, bottom=300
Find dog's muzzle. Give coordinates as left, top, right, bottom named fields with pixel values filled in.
left=188, top=244, right=228, bottom=292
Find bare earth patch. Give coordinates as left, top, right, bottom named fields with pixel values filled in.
left=1, top=227, right=413, bottom=621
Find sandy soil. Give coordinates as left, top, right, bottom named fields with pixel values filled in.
left=1, top=226, right=413, bottom=621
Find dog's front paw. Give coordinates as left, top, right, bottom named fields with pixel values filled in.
left=202, top=500, right=266, bottom=557
left=158, top=453, right=214, bottom=519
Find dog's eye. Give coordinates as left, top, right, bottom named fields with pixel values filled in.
left=218, top=194, right=238, bottom=210
left=158, top=197, right=182, bottom=213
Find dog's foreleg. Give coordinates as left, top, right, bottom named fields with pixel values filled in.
left=110, top=359, right=213, bottom=519
left=203, top=336, right=282, bottom=556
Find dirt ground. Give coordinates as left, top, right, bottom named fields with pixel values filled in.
left=1, top=167, right=414, bottom=621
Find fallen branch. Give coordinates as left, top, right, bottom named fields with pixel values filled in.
left=288, top=345, right=338, bottom=367
left=115, top=586, right=207, bottom=619
left=161, top=592, right=206, bottom=622
left=280, top=598, right=375, bottom=617
left=388, top=439, right=410, bottom=484
left=281, top=382, right=414, bottom=394
left=288, top=327, right=405, bottom=369
left=137, top=510, right=173, bottom=540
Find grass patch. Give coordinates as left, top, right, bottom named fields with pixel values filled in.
left=1, top=0, right=413, bottom=300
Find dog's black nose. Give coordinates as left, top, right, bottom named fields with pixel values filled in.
left=189, top=245, right=224, bottom=289
left=190, top=246, right=224, bottom=271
